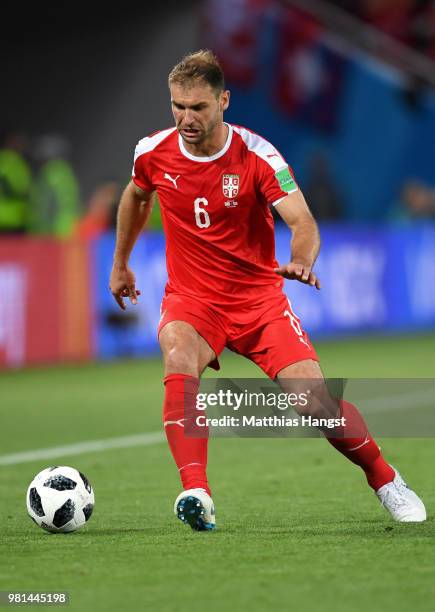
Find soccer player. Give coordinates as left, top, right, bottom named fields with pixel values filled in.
left=110, top=50, right=426, bottom=530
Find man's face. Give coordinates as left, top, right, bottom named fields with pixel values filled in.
left=170, top=80, right=229, bottom=145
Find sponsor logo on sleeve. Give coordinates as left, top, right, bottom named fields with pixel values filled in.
left=275, top=166, right=297, bottom=193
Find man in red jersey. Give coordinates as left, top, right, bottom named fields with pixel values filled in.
left=110, top=50, right=425, bottom=530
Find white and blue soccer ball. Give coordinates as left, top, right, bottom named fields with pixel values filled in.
left=26, top=466, right=95, bottom=533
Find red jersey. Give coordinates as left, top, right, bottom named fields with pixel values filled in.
left=132, top=123, right=298, bottom=308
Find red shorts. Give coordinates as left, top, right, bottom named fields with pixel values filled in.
left=157, top=292, right=318, bottom=380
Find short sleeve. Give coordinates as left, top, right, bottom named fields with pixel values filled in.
left=257, top=157, right=299, bottom=207
left=131, top=144, right=154, bottom=193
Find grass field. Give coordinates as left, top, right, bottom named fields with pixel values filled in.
left=0, top=334, right=434, bottom=611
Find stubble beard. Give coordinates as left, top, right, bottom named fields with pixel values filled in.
left=179, top=114, right=220, bottom=146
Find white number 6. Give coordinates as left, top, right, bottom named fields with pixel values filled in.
left=194, top=197, right=211, bottom=228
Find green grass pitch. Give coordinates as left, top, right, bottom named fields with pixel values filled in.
left=0, top=334, right=434, bottom=611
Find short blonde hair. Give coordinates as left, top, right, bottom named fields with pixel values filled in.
left=168, top=50, right=225, bottom=95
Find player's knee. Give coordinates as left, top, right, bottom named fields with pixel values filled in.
left=164, top=346, right=199, bottom=376
left=296, top=389, right=339, bottom=419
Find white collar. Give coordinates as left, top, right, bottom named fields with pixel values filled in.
left=178, top=123, right=233, bottom=162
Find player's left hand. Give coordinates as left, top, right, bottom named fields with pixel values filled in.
left=274, top=262, right=321, bottom=289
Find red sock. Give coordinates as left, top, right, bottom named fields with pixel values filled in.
left=163, top=374, right=211, bottom=496
left=326, top=400, right=394, bottom=490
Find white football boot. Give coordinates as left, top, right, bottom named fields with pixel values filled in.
left=174, top=488, right=216, bottom=531
left=376, top=467, right=426, bottom=522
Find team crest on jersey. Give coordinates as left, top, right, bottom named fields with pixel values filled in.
left=222, top=174, right=240, bottom=199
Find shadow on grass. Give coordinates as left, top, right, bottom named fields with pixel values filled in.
left=220, top=516, right=434, bottom=539
left=16, top=517, right=434, bottom=540
left=79, top=527, right=160, bottom=536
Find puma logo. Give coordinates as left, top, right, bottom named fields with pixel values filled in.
left=164, top=173, right=180, bottom=189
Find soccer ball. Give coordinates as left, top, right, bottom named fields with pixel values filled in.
left=26, top=466, right=95, bottom=533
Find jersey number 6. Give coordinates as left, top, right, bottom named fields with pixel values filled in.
left=194, top=197, right=211, bottom=229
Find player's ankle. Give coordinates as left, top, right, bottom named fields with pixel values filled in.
left=364, top=455, right=395, bottom=490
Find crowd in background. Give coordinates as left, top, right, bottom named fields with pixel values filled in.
left=2, top=0, right=435, bottom=235
left=0, top=130, right=126, bottom=239
left=332, top=0, right=435, bottom=56
left=0, top=131, right=78, bottom=236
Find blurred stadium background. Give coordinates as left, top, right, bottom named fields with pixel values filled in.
left=1, top=1, right=435, bottom=611
left=1, top=0, right=435, bottom=366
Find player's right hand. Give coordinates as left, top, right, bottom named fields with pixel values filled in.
left=109, top=265, right=141, bottom=310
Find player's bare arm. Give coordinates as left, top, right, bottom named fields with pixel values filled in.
left=110, top=181, right=152, bottom=310
left=274, top=190, right=321, bottom=290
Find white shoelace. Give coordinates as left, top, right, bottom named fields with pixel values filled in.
left=380, top=481, right=410, bottom=511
